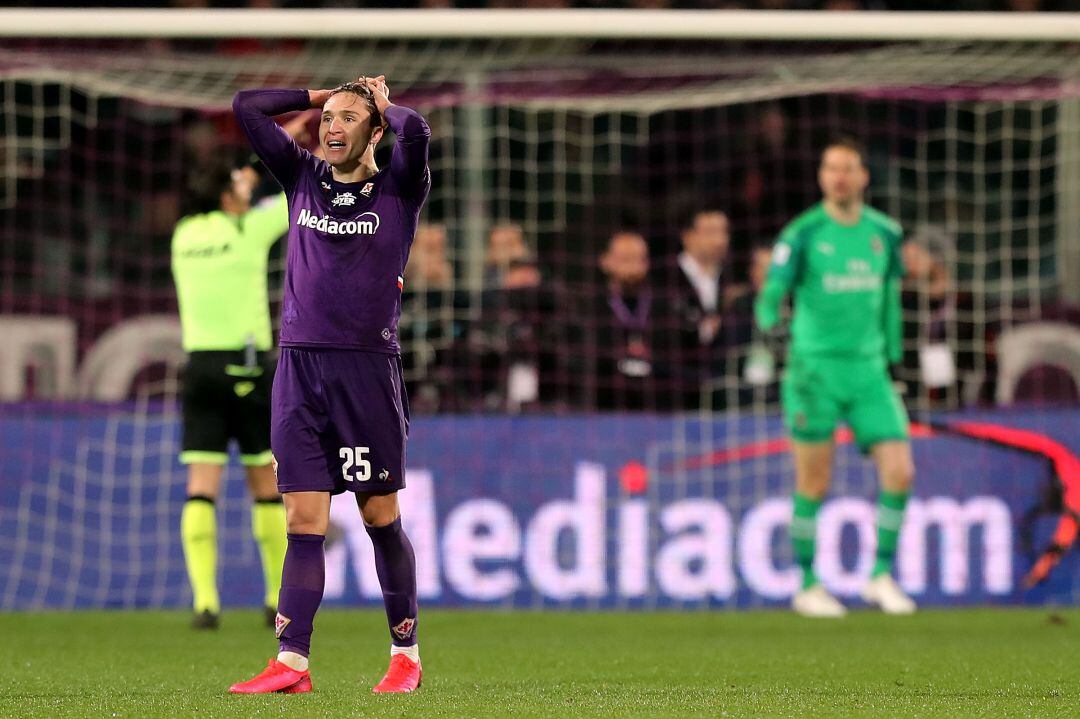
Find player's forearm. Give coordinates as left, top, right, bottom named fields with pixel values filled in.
left=233, top=89, right=311, bottom=188
left=883, top=277, right=902, bottom=364
left=384, top=105, right=431, bottom=192
left=233, top=89, right=311, bottom=126
left=754, top=277, right=787, bottom=332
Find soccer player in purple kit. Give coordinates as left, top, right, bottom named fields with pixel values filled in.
left=227, top=75, right=429, bottom=695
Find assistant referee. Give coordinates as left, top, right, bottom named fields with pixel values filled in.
left=172, top=157, right=289, bottom=630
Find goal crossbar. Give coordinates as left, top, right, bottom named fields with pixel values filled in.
left=2, top=9, right=1080, bottom=41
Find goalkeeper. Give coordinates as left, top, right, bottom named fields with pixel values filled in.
left=172, top=133, right=303, bottom=629
left=755, top=138, right=916, bottom=618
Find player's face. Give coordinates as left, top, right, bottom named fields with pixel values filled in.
left=602, top=233, right=649, bottom=287
left=320, top=93, right=382, bottom=168
left=819, top=146, right=868, bottom=205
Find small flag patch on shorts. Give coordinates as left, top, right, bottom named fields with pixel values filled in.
left=396, top=275, right=404, bottom=290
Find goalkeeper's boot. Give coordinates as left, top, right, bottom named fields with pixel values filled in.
left=191, top=609, right=220, bottom=630
left=792, top=584, right=847, bottom=618
left=371, top=654, right=422, bottom=694
left=228, top=659, right=311, bottom=694
left=861, top=575, right=916, bottom=615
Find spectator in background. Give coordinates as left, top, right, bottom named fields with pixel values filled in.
left=484, top=222, right=531, bottom=287
left=672, top=210, right=732, bottom=342
left=720, top=244, right=781, bottom=407
left=585, top=231, right=668, bottom=411
left=731, top=104, right=807, bottom=246
left=400, top=223, right=465, bottom=412
left=405, top=222, right=452, bottom=289
left=900, top=230, right=954, bottom=403
left=455, top=254, right=571, bottom=411
left=724, top=244, right=773, bottom=350
left=659, top=209, right=735, bottom=408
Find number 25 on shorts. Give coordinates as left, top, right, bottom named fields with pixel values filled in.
left=339, top=446, right=372, bottom=482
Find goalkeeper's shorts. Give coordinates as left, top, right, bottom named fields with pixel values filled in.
left=780, top=353, right=909, bottom=452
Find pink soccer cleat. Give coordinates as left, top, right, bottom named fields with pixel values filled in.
left=228, top=658, right=311, bottom=694
left=371, top=654, right=422, bottom=694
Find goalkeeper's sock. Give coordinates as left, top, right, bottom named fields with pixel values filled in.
left=791, top=493, right=823, bottom=590
left=181, top=496, right=220, bottom=614
left=251, top=498, right=287, bottom=609
left=276, top=533, right=325, bottom=658
left=872, top=490, right=910, bottom=578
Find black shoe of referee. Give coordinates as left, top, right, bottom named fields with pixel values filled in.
left=191, top=609, right=220, bottom=630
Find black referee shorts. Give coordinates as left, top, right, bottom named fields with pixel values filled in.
left=180, top=350, right=276, bottom=467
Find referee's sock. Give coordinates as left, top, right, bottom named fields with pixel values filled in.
left=252, top=498, right=287, bottom=609
left=181, top=496, right=220, bottom=614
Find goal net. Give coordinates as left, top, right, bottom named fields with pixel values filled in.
left=2, top=10, right=1079, bottom=610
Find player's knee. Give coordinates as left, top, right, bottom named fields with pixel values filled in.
left=357, top=493, right=400, bottom=527
left=796, top=475, right=830, bottom=500
left=285, top=514, right=326, bottom=535
left=283, top=498, right=329, bottom=535
left=883, top=454, right=915, bottom=492
left=890, top=459, right=915, bottom=491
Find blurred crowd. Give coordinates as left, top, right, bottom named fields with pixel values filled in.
left=398, top=212, right=958, bottom=414
left=5, top=0, right=1077, bottom=10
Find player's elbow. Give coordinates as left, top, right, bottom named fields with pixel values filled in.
left=399, top=112, right=431, bottom=143
left=232, top=90, right=255, bottom=118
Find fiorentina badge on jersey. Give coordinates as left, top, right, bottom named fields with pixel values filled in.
left=392, top=617, right=416, bottom=640
left=360, top=182, right=375, bottom=197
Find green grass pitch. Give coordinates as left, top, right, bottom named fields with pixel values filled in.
left=2, top=608, right=1077, bottom=718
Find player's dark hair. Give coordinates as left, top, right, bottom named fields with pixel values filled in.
left=182, top=161, right=236, bottom=216
left=822, top=136, right=867, bottom=165
left=329, top=81, right=384, bottom=128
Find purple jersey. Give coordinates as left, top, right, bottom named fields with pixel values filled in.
left=233, top=89, right=431, bottom=353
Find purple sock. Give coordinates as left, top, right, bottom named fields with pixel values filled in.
left=366, top=517, right=418, bottom=647
left=276, top=533, right=325, bottom=658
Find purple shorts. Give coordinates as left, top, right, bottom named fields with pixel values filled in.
left=271, top=348, right=409, bottom=495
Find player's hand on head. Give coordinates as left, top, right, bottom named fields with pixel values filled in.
left=308, top=89, right=332, bottom=109
left=360, top=76, right=390, bottom=110
left=360, top=75, right=390, bottom=103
